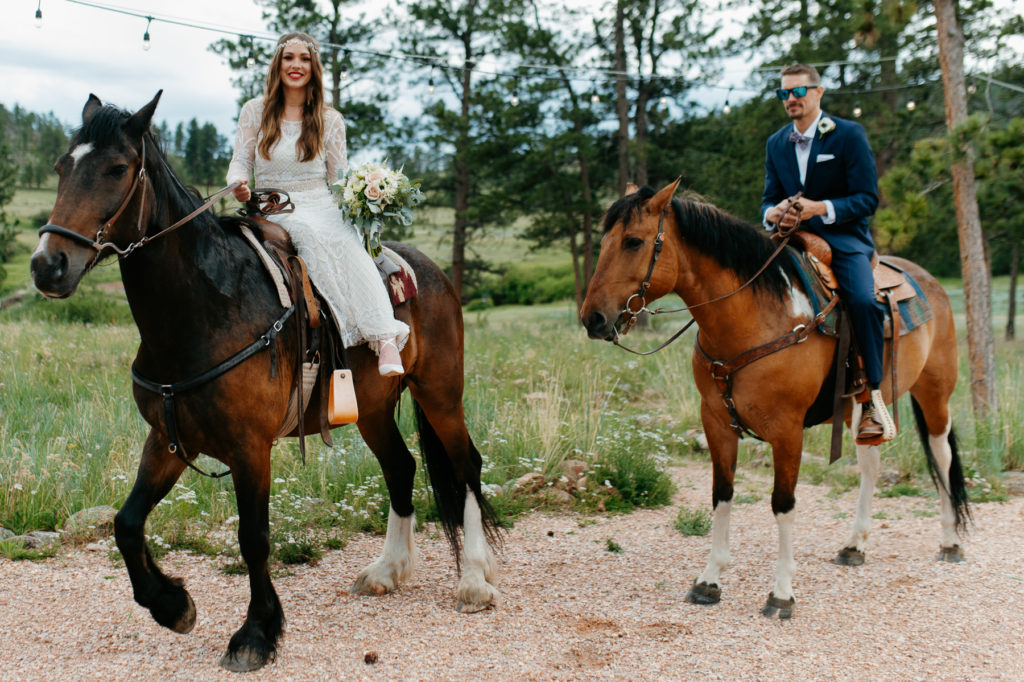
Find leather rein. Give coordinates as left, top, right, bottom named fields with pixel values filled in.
left=38, top=136, right=240, bottom=261
left=611, top=193, right=804, bottom=356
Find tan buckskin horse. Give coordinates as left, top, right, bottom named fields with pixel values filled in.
left=30, top=92, right=500, bottom=671
left=581, top=180, right=969, bottom=619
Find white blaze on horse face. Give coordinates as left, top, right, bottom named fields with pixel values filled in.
left=69, top=142, right=94, bottom=169
left=32, top=234, right=50, bottom=258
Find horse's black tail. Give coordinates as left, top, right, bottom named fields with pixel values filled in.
left=911, top=396, right=972, bottom=535
left=413, top=400, right=502, bottom=569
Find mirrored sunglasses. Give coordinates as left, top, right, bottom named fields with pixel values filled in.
left=776, top=85, right=819, bottom=100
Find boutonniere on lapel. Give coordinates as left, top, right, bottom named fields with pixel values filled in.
left=817, top=117, right=836, bottom=136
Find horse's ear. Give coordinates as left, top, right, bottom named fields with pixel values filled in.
left=83, top=94, right=103, bottom=124
left=125, top=90, right=163, bottom=137
left=625, top=182, right=639, bottom=196
left=648, top=177, right=681, bottom=215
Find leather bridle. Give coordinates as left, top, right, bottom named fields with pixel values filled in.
left=38, top=135, right=238, bottom=261
left=610, top=194, right=804, bottom=356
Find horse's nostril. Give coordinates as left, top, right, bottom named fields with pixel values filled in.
left=30, top=248, right=69, bottom=288
left=586, top=310, right=607, bottom=331
left=54, top=251, right=68, bottom=279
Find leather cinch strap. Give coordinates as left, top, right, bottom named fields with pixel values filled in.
left=131, top=306, right=295, bottom=478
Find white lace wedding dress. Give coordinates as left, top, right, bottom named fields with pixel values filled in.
left=227, top=98, right=408, bottom=352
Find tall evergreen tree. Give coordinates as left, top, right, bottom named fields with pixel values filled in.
left=404, top=0, right=520, bottom=299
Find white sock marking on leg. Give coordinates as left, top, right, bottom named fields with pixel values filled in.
left=698, top=501, right=731, bottom=586
left=772, top=510, right=796, bottom=600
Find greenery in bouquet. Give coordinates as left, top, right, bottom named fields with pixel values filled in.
left=333, top=161, right=425, bottom=257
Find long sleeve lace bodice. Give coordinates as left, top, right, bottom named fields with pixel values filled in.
left=227, top=98, right=348, bottom=190
left=225, top=97, right=407, bottom=354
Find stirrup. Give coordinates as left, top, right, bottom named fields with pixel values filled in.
left=856, top=390, right=896, bottom=444
left=377, top=338, right=404, bottom=377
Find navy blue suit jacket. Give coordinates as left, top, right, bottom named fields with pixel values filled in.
left=761, top=114, right=879, bottom=257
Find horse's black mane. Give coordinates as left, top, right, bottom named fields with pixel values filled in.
left=603, top=186, right=800, bottom=300
left=74, top=104, right=222, bottom=235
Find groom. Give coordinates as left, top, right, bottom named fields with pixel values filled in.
left=761, top=63, right=894, bottom=445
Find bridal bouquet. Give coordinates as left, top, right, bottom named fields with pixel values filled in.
left=333, top=161, right=425, bottom=257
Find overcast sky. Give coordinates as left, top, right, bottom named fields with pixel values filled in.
left=3, top=0, right=269, bottom=135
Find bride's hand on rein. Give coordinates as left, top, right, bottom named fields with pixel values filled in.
left=232, top=180, right=251, bottom=202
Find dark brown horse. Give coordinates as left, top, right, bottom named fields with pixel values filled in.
left=581, top=180, right=969, bottom=619
left=30, top=92, right=500, bottom=671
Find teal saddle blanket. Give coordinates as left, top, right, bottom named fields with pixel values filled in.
left=787, top=249, right=934, bottom=338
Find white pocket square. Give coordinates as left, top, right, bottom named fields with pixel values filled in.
left=816, top=153, right=835, bottom=162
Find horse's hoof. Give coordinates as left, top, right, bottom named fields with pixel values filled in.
left=350, top=574, right=393, bottom=596
left=834, top=547, right=865, bottom=566
left=760, top=592, right=795, bottom=620
left=455, top=578, right=499, bottom=614
left=937, top=544, right=965, bottom=563
left=685, top=581, right=721, bottom=605
left=219, top=646, right=276, bottom=672
left=149, top=582, right=196, bottom=634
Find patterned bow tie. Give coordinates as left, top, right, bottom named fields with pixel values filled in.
left=789, top=130, right=812, bottom=149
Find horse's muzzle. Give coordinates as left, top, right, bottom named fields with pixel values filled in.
left=30, top=240, right=76, bottom=298
left=583, top=309, right=617, bottom=341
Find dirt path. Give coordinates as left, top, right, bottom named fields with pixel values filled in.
left=2, top=463, right=1023, bottom=680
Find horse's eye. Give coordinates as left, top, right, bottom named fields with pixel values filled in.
left=624, top=237, right=645, bottom=251
left=108, top=164, right=129, bottom=178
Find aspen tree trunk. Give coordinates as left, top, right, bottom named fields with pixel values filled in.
left=934, top=0, right=997, bottom=415
left=614, top=0, right=630, bottom=194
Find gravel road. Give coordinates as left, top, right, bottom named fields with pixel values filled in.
left=2, top=463, right=1022, bottom=680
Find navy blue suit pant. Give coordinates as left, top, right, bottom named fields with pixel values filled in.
left=829, top=250, right=885, bottom=386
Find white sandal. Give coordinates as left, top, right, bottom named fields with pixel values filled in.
left=377, top=338, right=404, bottom=377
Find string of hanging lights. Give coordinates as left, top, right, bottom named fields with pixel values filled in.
left=44, top=0, right=1018, bottom=116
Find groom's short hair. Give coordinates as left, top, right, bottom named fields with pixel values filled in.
left=780, top=63, right=821, bottom=83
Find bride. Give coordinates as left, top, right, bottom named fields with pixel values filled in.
left=227, top=31, right=408, bottom=376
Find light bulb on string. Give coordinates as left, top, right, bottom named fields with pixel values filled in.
left=511, top=77, right=520, bottom=107
left=590, top=81, right=599, bottom=105
left=142, top=16, right=152, bottom=51
left=906, top=99, right=915, bottom=111
left=722, top=87, right=733, bottom=114
left=245, top=36, right=255, bottom=68
left=853, top=102, right=862, bottom=118
left=340, top=50, right=350, bottom=81
left=660, top=96, right=667, bottom=107
left=35, top=0, right=42, bottom=28
left=968, top=80, right=976, bottom=95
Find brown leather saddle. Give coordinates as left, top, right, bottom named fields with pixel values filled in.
left=791, top=230, right=920, bottom=333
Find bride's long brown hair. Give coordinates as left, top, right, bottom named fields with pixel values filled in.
left=258, top=32, right=326, bottom=162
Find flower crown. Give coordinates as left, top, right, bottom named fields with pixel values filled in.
left=276, top=36, right=319, bottom=55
